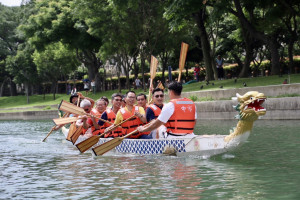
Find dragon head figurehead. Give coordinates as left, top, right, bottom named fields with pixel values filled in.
left=225, top=91, right=266, bottom=143
left=235, top=91, right=266, bottom=121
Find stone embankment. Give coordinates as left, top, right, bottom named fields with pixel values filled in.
left=0, top=84, right=299, bottom=120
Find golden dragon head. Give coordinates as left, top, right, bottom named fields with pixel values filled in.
left=235, top=91, right=266, bottom=121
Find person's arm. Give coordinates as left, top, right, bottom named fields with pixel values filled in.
left=137, top=119, right=164, bottom=132
left=135, top=107, right=146, bottom=123
left=81, top=115, right=90, bottom=130
left=77, top=92, right=95, bottom=107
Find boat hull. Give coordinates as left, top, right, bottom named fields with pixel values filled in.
left=62, top=127, right=248, bottom=157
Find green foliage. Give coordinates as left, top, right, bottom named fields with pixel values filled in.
left=189, top=95, right=198, bottom=102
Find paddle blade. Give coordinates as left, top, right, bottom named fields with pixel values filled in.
left=179, top=42, right=189, bottom=71
left=92, top=137, right=123, bottom=156
left=70, top=126, right=83, bottom=145
left=66, top=123, right=76, bottom=141
left=150, top=55, right=158, bottom=79
left=76, top=135, right=100, bottom=153
left=53, top=117, right=77, bottom=125
left=59, top=100, right=85, bottom=115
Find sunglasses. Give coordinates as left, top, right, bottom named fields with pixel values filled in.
left=154, top=94, right=164, bottom=98
left=84, top=108, right=90, bottom=112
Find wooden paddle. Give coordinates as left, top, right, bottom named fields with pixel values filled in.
left=66, top=96, right=81, bottom=141
left=75, top=115, right=136, bottom=153
left=57, top=100, right=114, bottom=125
left=53, top=117, right=78, bottom=125
left=92, top=123, right=151, bottom=156
left=148, top=55, right=158, bottom=104
left=53, top=116, right=114, bottom=126
left=70, top=125, right=83, bottom=144
left=42, top=112, right=68, bottom=142
left=66, top=122, right=76, bottom=141
left=178, top=42, right=189, bottom=82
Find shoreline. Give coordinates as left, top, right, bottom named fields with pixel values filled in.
left=1, top=84, right=299, bottom=120
left=0, top=96, right=299, bottom=120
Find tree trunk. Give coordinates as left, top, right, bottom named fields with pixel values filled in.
left=141, top=55, right=146, bottom=92
left=239, top=41, right=253, bottom=77
left=193, top=9, right=216, bottom=81
left=76, top=49, right=101, bottom=92
left=268, top=38, right=281, bottom=75
left=0, top=77, right=8, bottom=97
left=25, top=83, right=30, bottom=104
left=232, top=0, right=281, bottom=75
left=288, top=39, right=294, bottom=73
left=133, top=56, right=139, bottom=79
left=117, top=70, right=121, bottom=93
left=51, top=81, right=57, bottom=100
left=9, top=78, right=17, bottom=96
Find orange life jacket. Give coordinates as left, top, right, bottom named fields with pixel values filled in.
left=120, top=106, right=146, bottom=139
left=91, top=108, right=102, bottom=118
left=165, top=98, right=196, bottom=134
left=148, top=104, right=163, bottom=120
left=102, top=108, right=123, bottom=138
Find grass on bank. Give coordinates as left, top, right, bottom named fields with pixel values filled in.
left=0, top=74, right=299, bottom=110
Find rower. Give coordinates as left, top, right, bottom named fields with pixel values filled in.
left=91, top=98, right=107, bottom=118
left=107, top=91, right=150, bottom=139
left=146, top=88, right=164, bottom=139
left=78, top=99, right=97, bottom=136
left=96, top=93, right=123, bottom=137
left=84, top=98, right=107, bottom=135
left=69, top=92, right=95, bottom=107
left=137, top=81, right=197, bottom=138
left=136, top=93, right=148, bottom=111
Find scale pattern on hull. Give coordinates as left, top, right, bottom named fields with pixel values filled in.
left=99, top=139, right=187, bottom=155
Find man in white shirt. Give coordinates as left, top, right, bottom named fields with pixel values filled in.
left=137, top=81, right=197, bottom=138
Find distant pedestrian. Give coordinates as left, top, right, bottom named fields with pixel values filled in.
left=91, top=79, right=96, bottom=94
left=83, top=80, right=90, bottom=96
left=135, top=78, right=142, bottom=89
left=194, top=64, right=200, bottom=82
left=216, top=55, right=224, bottom=80
left=67, top=84, right=71, bottom=95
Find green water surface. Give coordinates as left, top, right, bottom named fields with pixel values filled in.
left=0, top=119, right=299, bottom=199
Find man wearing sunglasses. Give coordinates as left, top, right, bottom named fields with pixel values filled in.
left=145, top=88, right=165, bottom=138
left=137, top=81, right=196, bottom=138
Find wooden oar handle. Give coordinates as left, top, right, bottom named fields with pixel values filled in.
left=122, top=122, right=151, bottom=139
left=102, top=115, right=136, bottom=136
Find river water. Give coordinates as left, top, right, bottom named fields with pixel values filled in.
left=0, top=119, right=299, bottom=200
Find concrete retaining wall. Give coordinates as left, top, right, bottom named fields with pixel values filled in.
left=0, top=110, right=58, bottom=120
left=181, top=83, right=300, bottom=100
left=196, top=97, right=300, bottom=120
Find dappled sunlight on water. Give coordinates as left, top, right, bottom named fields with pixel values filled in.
left=0, top=120, right=300, bottom=199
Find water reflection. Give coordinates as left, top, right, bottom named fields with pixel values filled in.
left=0, top=120, right=300, bottom=199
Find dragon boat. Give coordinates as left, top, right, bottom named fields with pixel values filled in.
left=62, top=91, right=266, bottom=157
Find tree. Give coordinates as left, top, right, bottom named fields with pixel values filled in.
left=164, top=0, right=217, bottom=80
left=32, top=42, right=79, bottom=99
left=6, top=43, right=38, bottom=103
left=20, top=0, right=103, bottom=91
left=0, top=4, right=21, bottom=96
